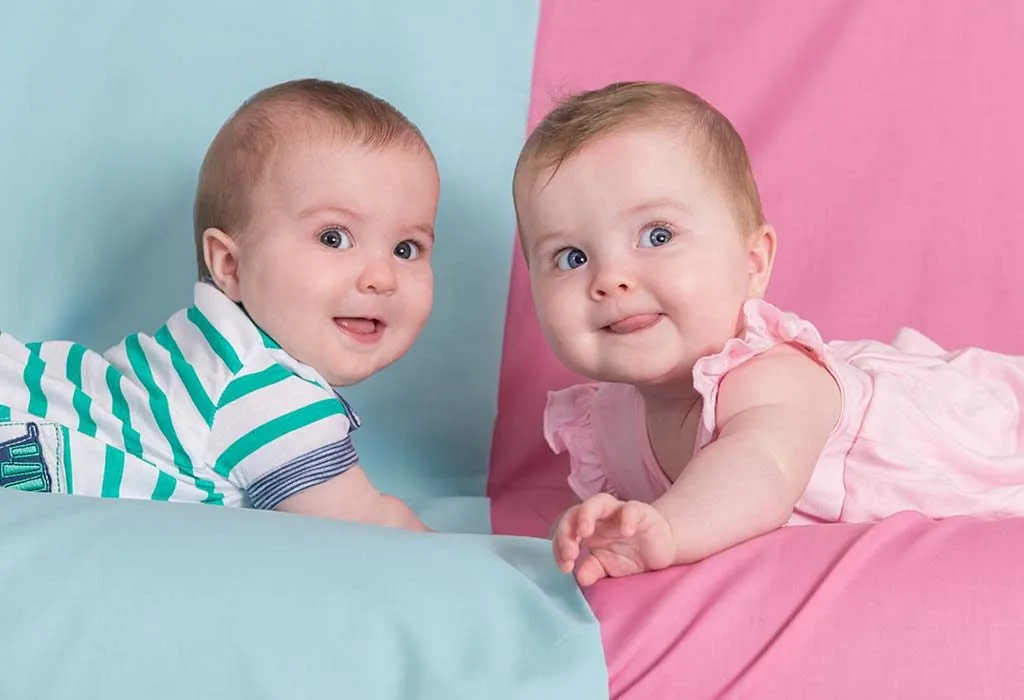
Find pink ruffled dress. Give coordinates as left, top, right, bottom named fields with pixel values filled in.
left=544, top=299, right=1024, bottom=525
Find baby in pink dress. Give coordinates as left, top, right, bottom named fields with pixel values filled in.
left=512, top=81, right=1024, bottom=586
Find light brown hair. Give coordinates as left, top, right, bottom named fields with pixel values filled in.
left=193, top=78, right=430, bottom=279
left=513, top=81, right=765, bottom=236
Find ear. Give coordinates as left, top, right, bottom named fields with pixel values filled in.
left=202, top=228, right=243, bottom=302
left=746, top=224, right=776, bottom=298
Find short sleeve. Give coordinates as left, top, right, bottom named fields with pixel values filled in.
left=544, top=383, right=619, bottom=500
left=692, top=299, right=829, bottom=449
left=205, top=358, right=361, bottom=510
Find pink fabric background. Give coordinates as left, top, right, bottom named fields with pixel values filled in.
left=589, top=511, right=1024, bottom=699
left=489, top=2, right=1024, bottom=696
left=490, top=0, right=1024, bottom=536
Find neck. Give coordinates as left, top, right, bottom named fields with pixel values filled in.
left=635, top=379, right=700, bottom=417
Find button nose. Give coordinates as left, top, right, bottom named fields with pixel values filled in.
left=589, top=265, right=634, bottom=300
left=357, top=257, right=398, bottom=295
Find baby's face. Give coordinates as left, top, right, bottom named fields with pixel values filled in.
left=233, top=137, right=438, bottom=386
left=516, top=126, right=762, bottom=387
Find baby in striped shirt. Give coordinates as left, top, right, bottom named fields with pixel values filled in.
left=0, top=78, right=436, bottom=531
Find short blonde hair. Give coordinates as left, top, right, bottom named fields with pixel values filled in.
left=193, top=78, right=430, bottom=279
left=514, top=81, right=765, bottom=235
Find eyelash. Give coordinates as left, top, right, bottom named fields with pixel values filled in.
left=317, top=224, right=349, bottom=239
left=641, top=220, right=674, bottom=237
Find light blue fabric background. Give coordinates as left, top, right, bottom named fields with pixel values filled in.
left=0, top=488, right=609, bottom=700
left=0, top=1, right=540, bottom=529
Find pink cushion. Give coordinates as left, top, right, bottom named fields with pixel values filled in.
left=589, top=512, right=1024, bottom=698
left=491, top=3, right=1024, bottom=694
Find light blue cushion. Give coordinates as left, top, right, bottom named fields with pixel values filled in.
left=0, top=490, right=607, bottom=699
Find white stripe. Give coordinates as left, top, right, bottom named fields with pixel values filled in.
left=62, top=432, right=108, bottom=497
left=102, top=339, right=174, bottom=467
left=139, top=333, right=208, bottom=467
left=0, top=334, right=36, bottom=415
left=205, top=371, right=352, bottom=488
left=192, top=282, right=262, bottom=365
left=166, top=311, right=233, bottom=404
left=33, top=341, right=76, bottom=426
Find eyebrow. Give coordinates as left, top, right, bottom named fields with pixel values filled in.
left=528, top=230, right=568, bottom=258
left=298, top=204, right=364, bottom=222
left=412, top=224, right=435, bottom=241
left=626, top=197, right=692, bottom=217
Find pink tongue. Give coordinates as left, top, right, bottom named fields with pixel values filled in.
left=608, top=314, right=659, bottom=334
left=337, top=318, right=377, bottom=334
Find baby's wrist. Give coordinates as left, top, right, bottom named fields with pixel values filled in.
left=649, top=499, right=692, bottom=563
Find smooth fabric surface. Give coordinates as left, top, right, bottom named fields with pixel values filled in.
left=591, top=511, right=1024, bottom=699
left=490, top=0, right=1024, bottom=534
left=488, top=4, right=1024, bottom=696
left=0, top=0, right=542, bottom=508
left=0, top=489, right=607, bottom=700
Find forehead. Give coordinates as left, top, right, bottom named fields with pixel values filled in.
left=517, top=126, right=716, bottom=232
left=259, top=134, right=439, bottom=211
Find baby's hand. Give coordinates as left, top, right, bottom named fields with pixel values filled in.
left=552, top=494, right=677, bottom=586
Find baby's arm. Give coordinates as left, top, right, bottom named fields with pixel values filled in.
left=275, top=466, right=429, bottom=531
left=652, top=343, right=840, bottom=563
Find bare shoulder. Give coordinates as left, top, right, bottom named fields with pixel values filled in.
left=717, top=342, right=841, bottom=431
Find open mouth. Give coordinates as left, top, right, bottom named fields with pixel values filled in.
left=602, top=313, right=663, bottom=335
left=334, top=317, right=386, bottom=343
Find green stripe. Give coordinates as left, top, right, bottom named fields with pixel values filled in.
left=22, top=347, right=47, bottom=417
left=101, top=445, right=124, bottom=498
left=187, top=307, right=242, bottom=373
left=124, top=335, right=220, bottom=503
left=150, top=471, right=177, bottom=501
left=213, top=398, right=345, bottom=478
left=258, top=327, right=281, bottom=350
left=0, top=405, right=10, bottom=422
left=61, top=425, right=74, bottom=494
left=65, top=344, right=98, bottom=437
left=154, top=325, right=216, bottom=426
left=105, top=366, right=145, bottom=459
left=217, top=364, right=292, bottom=408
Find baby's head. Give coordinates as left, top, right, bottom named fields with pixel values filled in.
left=513, top=81, right=776, bottom=388
left=195, top=78, right=439, bottom=387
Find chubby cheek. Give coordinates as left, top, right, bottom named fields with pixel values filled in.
left=535, top=291, right=586, bottom=359
left=531, top=285, right=564, bottom=333
left=401, top=271, right=433, bottom=328
left=532, top=275, right=580, bottom=322
left=249, top=259, right=332, bottom=338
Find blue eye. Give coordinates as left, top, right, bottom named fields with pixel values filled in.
left=555, top=247, right=588, bottom=270
left=319, top=228, right=353, bottom=249
left=394, top=240, right=421, bottom=260
left=639, top=226, right=673, bottom=248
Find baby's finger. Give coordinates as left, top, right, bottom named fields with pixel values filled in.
left=552, top=541, right=575, bottom=573
left=578, top=494, right=621, bottom=539
left=560, top=505, right=586, bottom=541
left=553, top=528, right=580, bottom=572
left=553, top=509, right=582, bottom=567
left=618, top=501, right=646, bottom=538
left=575, top=552, right=609, bottom=587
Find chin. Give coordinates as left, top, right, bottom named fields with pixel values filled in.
left=590, top=360, right=688, bottom=387
left=325, top=371, right=371, bottom=388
